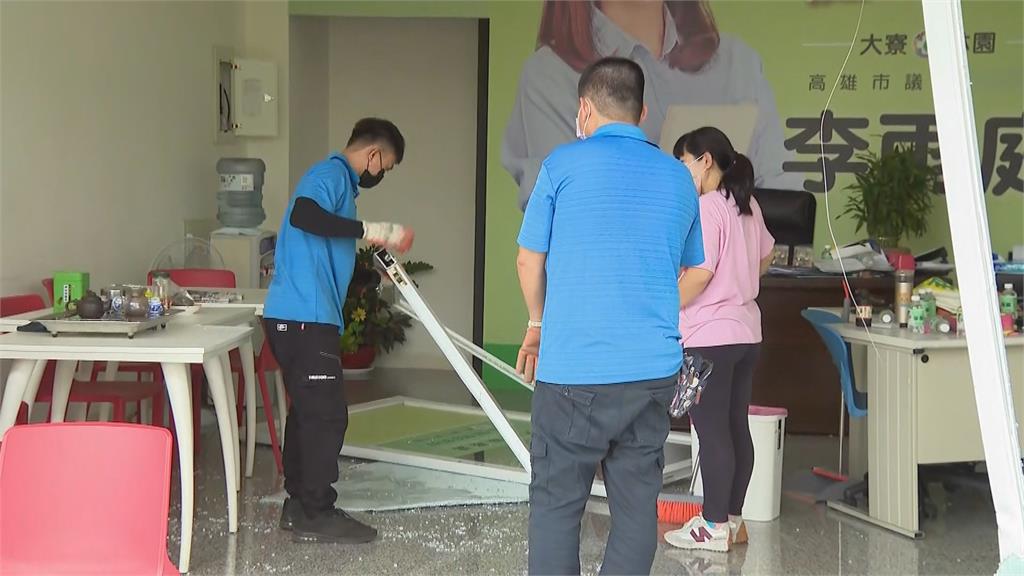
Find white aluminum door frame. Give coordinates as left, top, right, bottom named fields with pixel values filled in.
left=920, top=1, right=1024, bottom=565
left=374, top=249, right=531, bottom=472
left=370, top=249, right=694, bottom=497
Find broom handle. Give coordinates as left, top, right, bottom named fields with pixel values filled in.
left=689, top=451, right=701, bottom=493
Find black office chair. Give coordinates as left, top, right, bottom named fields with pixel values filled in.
left=752, top=188, right=817, bottom=266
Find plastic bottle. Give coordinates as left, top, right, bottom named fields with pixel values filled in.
left=908, top=294, right=926, bottom=334
left=216, top=157, right=267, bottom=229
left=895, top=269, right=915, bottom=328
left=1000, top=283, right=1018, bottom=318
left=922, top=289, right=937, bottom=320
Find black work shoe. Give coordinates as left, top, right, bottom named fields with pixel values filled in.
left=292, top=507, right=378, bottom=544
left=279, top=497, right=301, bottom=531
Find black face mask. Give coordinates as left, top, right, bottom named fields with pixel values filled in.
left=358, top=151, right=385, bottom=189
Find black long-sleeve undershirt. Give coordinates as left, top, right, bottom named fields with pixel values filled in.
left=290, top=196, right=364, bottom=238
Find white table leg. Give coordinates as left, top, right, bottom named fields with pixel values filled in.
left=75, top=360, right=92, bottom=381
left=220, top=353, right=242, bottom=490
left=102, top=360, right=119, bottom=381
left=275, top=370, right=287, bottom=446
left=239, top=339, right=257, bottom=478
left=203, top=354, right=239, bottom=533
left=21, top=360, right=47, bottom=417
left=49, top=360, right=77, bottom=422
left=0, top=359, right=37, bottom=437
left=161, top=362, right=193, bottom=574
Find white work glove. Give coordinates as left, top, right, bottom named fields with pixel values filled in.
left=362, top=222, right=415, bottom=254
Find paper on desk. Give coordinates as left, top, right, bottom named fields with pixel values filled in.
left=658, top=104, right=758, bottom=154
left=816, top=242, right=892, bottom=273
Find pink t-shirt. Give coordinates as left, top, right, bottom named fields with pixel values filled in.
left=679, top=190, right=775, bottom=347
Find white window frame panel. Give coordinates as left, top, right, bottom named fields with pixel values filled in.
left=349, top=249, right=695, bottom=498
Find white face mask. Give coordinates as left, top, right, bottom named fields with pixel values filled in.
left=685, top=154, right=707, bottom=194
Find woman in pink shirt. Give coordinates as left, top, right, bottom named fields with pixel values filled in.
left=664, top=127, right=775, bottom=553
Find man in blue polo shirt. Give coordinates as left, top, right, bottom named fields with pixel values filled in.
left=516, top=57, right=704, bottom=575
left=264, top=118, right=414, bottom=545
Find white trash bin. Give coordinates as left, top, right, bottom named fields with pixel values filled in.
left=690, top=405, right=787, bottom=522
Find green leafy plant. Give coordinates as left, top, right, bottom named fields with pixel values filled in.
left=339, top=247, right=434, bottom=355
left=840, top=146, right=939, bottom=248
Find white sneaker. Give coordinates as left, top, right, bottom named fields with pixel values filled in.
left=728, top=515, right=748, bottom=545
left=664, top=515, right=730, bottom=552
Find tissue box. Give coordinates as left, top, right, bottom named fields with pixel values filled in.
left=52, top=272, right=90, bottom=314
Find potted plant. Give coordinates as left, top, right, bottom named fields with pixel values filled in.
left=841, top=145, right=940, bottom=249
left=340, top=246, right=433, bottom=371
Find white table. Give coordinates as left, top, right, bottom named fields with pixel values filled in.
left=813, top=309, right=1024, bottom=537
left=0, top=325, right=252, bottom=573
left=0, top=306, right=260, bottom=481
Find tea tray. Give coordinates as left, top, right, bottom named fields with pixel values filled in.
left=34, top=310, right=182, bottom=338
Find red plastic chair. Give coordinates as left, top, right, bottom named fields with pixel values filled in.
left=0, top=423, right=179, bottom=575
left=252, top=342, right=284, bottom=474
left=41, top=278, right=54, bottom=307
left=0, top=294, right=164, bottom=427
left=147, top=268, right=236, bottom=289
left=0, top=294, right=45, bottom=318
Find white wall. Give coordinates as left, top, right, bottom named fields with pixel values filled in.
left=0, top=1, right=291, bottom=299
left=242, top=1, right=290, bottom=232
left=1, top=3, right=477, bottom=371
left=320, top=17, right=479, bottom=369
left=0, top=1, right=246, bottom=296
left=288, top=17, right=330, bottom=195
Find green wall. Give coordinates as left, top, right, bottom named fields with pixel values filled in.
left=291, top=1, right=1023, bottom=390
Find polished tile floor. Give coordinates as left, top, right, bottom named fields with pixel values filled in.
left=172, top=370, right=1001, bottom=575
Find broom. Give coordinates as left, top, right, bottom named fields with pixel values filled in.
left=657, top=492, right=704, bottom=524
left=657, top=449, right=704, bottom=524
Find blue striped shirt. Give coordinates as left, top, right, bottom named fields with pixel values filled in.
left=518, top=123, right=704, bottom=385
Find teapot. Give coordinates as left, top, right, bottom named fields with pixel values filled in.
left=68, top=290, right=105, bottom=320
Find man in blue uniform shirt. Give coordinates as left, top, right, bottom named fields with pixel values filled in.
left=516, top=57, right=704, bottom=575
left=264, top=118, right=414, bottom=544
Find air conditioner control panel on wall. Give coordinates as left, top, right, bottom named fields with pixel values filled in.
left=216, top=47, right=278, bottom=139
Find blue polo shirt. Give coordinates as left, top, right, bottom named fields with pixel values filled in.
left=518, top=124, right=704, bottom=385
left=264, top=153, right=359, bottom=332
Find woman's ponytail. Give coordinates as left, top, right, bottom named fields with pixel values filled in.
left=721, top=153, right=755, bottom=216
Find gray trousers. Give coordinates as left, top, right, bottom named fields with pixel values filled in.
left=528, top=376, right=676, bottom=576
